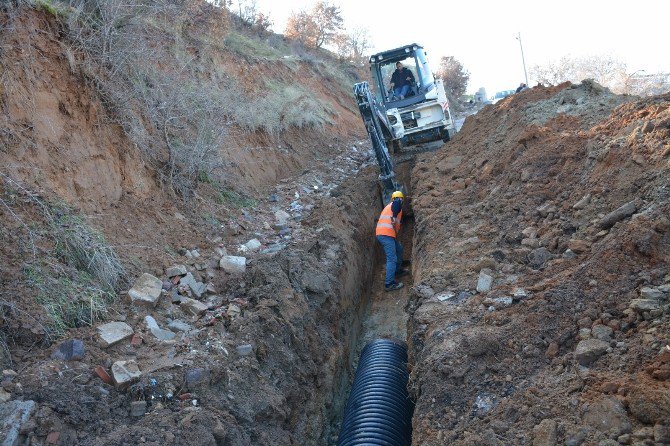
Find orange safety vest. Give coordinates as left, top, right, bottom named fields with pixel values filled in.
left=375, top=202, right=402, bottom=238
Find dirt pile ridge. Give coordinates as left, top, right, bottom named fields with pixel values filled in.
left=408, top=82, right=670, bottom=445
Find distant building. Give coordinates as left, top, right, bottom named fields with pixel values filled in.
left=474, top=87, right=488, bottom=103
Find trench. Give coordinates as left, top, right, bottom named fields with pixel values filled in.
left=325, top=161, right=416, bottom=445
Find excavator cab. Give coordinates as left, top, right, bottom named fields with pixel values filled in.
left=368, top=44, right=456, bottom=147
left=353, top=44, right=456, bottom=205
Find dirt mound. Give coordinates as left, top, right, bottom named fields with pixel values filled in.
left=408, top=82, right=670, bottom=445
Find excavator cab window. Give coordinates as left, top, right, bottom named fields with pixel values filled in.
left=379, top=57, right=419, bottom=100
left=370, top=49, right=436, bottom=106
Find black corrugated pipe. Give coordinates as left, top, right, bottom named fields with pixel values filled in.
left=337, top=339, right=413, bottom=446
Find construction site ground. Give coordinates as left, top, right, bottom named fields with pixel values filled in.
left=1, top=5, right=670, bottom=446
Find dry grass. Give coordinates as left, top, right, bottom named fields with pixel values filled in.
left=0, top=173, right=125, bottom=339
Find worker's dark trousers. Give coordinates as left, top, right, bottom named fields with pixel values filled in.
left=376, top=235, right=403, bottom=285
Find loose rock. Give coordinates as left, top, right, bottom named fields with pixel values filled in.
left=591, top=324, right=614, bottom=341
left=180, top=297, right=208, bottom=316
left=640, top=286, right=664, bottom=300
left=532, top=418, right=557, bottom=446
left=575, top=338, right=609, bottom=365
left=220, top=256, right=246, bottom=274
left=476, top=271, right=493, bottom=293
left=51, top=339, right=85, bottom=361
left=583, top=397, right=632, bottom=436
left=111, top=360, right=142, bottom=388
left=144, top=316, right=176, bottom=341
left=166, top=265, right=187, bottom=278
left=128, top=273, right=163, bottom=307
left=97, top=322, right=133, bottom=348
left=130, top=400, right=147, bottom=417
left=573, top=194, right=591, bottom=210
left=236, top=344, right=253, bottom=356
left=599, top=201, right=637, bottom=229
left=179, top=272, right=207, bottom=299
left=0, top=400, right=37, bottom=446
left=167, top=320, right=192, bottom=332
left=629, top=299, right=661, bottom=313
left=528, top=247, right=553, bottom=268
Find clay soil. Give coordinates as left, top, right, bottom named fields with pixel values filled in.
left=2, top=4, right=670, bottom=446
left=408, top=82, right=670, bottom=445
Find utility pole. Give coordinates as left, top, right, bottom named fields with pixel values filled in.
left=516, top=32, right=529, bottom=86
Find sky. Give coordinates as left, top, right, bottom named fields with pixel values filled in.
left=254, top=0, right=670, bottom=96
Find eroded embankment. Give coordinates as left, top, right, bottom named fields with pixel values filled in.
left=0, top=155, right=387, bottom=446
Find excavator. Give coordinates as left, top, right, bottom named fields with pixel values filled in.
left=353, top=43, right=456, bottom=203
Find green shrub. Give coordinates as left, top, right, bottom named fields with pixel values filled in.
left=33, top=0, right=69, bottom=17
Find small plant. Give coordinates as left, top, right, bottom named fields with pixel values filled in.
left=1, top=174, right=124, bottom=340
left=216, top=188, right=256, bottom=208
left=50, top=212, right=127, bottom=291
left=33, top=0, right=69, bottom=17
left=24, top=265, right=114, bottom=338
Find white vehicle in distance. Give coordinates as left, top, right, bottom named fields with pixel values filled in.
left=491, top=89, right=516, bottom=104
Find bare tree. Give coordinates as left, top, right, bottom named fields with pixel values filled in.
left=334, top=27, right=372, bottom=65
left=284, top=1, right=343, bottom=49
left=530, top=55, right=628, bottom=92
left=436, top=56, right=470, bottom=98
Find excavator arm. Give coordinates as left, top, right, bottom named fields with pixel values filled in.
left=353, top=82, right=402, bottom=204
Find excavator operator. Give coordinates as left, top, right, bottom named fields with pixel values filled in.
left=390, top=62, right=415, bottom=100
left=376, top=190, right=410, bottom=291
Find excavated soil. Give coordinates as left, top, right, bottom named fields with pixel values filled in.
left=3, top=5, right=670, bottom=446
left=408, top=82, right=670, bottom=445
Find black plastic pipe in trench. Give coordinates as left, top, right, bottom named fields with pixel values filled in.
left=337, top=339, right=414, bottom=446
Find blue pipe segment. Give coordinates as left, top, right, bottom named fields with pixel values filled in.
left=337, top=339, right=413, bottom=446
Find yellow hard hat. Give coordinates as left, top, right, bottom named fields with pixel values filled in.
left=391, top=191, right=404, bottom=199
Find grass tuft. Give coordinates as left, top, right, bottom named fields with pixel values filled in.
left=33, top=0, right=69, bottom=17
left=24, top=265, right=114, bottom=338
left=216, top=188, right=256, bottom=208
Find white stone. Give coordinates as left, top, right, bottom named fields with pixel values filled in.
left=111, top=360, right=142, bottom=387
left=241, top=239, right=262, bottom=252
left=573, top=194, right=591, bottom=210
left=274, top=210, right=291, bottom=226
left=483, top=296, right=513, bottom=308
left=476, top=272, right=493, bottom=293
left=128, top=273, right=163, bottom=307
left=97, top=321, right=133, bottom=348
left=436, top=292, right=455, bottom=302
left=220, top=256, right=246, bottom=274
left=513, top=288, right=528, bottom=298
left=144, top=316, right=176, bottom=341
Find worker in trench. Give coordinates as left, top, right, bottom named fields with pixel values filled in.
left=375, top=191, right=410, bottom=291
